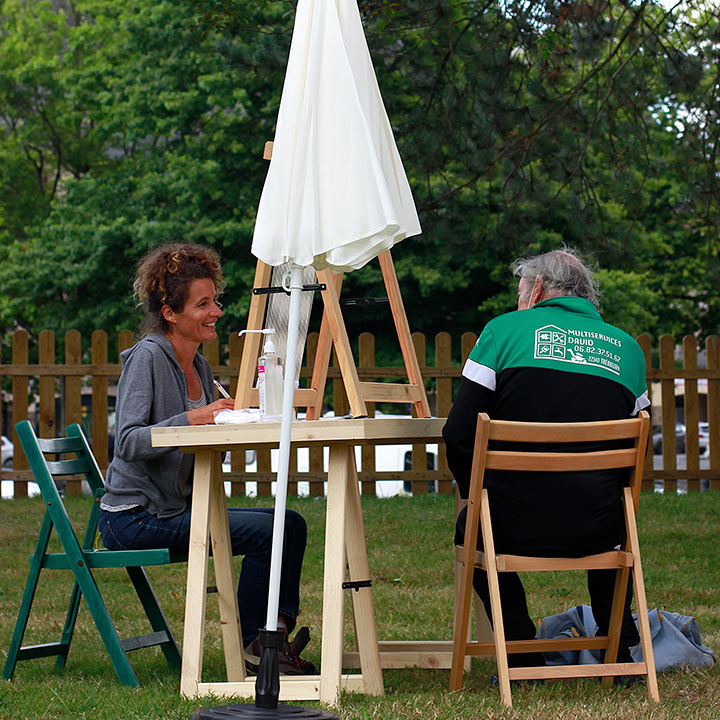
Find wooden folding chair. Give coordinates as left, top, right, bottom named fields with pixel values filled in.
left=450, top=411, right=659, bottom=706
left=3, top=421, right=185, bottom=687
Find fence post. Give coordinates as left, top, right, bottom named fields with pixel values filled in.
left=306, top=332, right=324, bottom=496
left=288, top=416, right=299, bottom=499
left=229, top=331, right=242, bottom=401
left=91, top=330, right=109, bottom=471
left=435, top=331, right=453, bottom=495
left=38, top=330, right=56, bottom=441
left=707, top=336, right=720, bottom=492
left=11, top=330, right=29, bottom=498
left=118, top=330, right=134, bottom=355
left=203, top=339, right=220, bottom=380
left=359, top=332, right=376, bottom=496
left=38, top=331, right=58, bottom=501
left=256, top=417, right=272, bottom=498
left=460, top=332, right=477, bottom=367
left=637, top=335, right=654, bottom=492
left=683, top=336, right=701, bottom=491
left=0, top=341, right=4, bottom=467
left=659, top=335, right=677, bottom=494
left=410, top=332, right=427, bottom=496
left=65, top=331, right=84, bottom=429
left=64, top=330, right=83, bottom=495
left=228, top=331, right=246, bottom=497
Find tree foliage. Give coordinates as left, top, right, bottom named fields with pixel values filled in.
left=1, top=0, right=719, bottom=360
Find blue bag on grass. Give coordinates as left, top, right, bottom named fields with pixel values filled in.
left=536, top=605, right=716, bottom=671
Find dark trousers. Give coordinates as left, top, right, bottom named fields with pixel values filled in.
left=99, top=506, right=307, bottom=646
left=456, top=505, right=640, bottom=667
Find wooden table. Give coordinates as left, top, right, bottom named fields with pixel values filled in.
left=151, top=417, right=448, bottom=703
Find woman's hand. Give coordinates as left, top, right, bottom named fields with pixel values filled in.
left=187, top=398, right=236, bottom=426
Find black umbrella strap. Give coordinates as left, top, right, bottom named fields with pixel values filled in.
left=253, top=283, right=326, bottom=296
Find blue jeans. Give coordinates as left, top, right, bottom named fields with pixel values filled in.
left=98, top=506, right=307, bottom=646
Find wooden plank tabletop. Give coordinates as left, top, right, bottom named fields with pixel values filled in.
left=151, top=417, right=445, bottom=450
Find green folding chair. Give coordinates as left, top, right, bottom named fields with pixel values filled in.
left=3, top=421, right=185, bottom=687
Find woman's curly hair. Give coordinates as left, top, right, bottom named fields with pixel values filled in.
left=133, top=243, right=224, bottom=335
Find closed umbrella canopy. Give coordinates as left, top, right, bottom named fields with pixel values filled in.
left=252, top=0, right=421, bottom=272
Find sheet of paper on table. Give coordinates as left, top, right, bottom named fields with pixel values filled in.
left=213, top=408, right=262, bottom=424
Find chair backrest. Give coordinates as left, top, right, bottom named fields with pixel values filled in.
left=15, top=421, right=106, bottom=549
left=469, top=411, right=650, bottom=510
left=16, top=421, right=105, bottom=494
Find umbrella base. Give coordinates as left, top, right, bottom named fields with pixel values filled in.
left=190, top=705, right=338, bottom=719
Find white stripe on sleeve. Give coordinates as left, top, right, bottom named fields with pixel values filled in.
left=632, top=390, right=650, bottom=415
left=462, top=358, right=496, bottom=391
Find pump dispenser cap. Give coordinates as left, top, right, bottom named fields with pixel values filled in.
left=238, top=327, right=277, bottom=351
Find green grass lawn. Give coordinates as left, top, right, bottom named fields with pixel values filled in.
left=1, top=491, right=718, bottom=719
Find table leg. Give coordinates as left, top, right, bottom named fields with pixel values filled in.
left=208, top=451, right=246, bottom=682
left=181, top=451, right=214, bottom=697
left=319, top=445, right=349, bottom=704
left=344, top=448, right=383, bottom=695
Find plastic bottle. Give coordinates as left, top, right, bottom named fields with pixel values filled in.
left=257, top=331, right=283, bottom=421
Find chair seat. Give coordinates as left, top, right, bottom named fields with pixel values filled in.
left=455, top=545, right=634, bottom=571
left=39, top=548, right=187, bottom=570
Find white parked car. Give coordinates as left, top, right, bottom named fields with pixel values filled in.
left=698, top=422, right=710, bottom=457
left=1, top=435, right=13, bottom=469
left=2, top=433, right=41, bottom=499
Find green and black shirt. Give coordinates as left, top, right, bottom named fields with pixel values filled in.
left=444, top=296, right=649, bottom=555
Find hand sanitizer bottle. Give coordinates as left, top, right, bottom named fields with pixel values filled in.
left=237, top=328, right=285, bottom=420
left=258, top=331, right=283, bottom=421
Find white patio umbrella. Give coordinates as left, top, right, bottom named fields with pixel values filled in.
left=249, top=0, right=421, bottom=711
left=251, top=0, right=420, bottom=272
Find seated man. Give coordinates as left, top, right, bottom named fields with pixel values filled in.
left=443, top=247, right=650, bottom=669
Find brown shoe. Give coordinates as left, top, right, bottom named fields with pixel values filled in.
left=243, top=637, right=262, bottom=674
left=281, top=626, right=316, bottom=674
left=243, top=627, right=316, bottom=676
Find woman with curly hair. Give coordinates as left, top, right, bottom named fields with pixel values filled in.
left=99, top=243, right=314, bottom=674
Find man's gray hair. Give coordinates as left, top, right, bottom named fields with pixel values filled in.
left=512, top=247, right=601, bottom=308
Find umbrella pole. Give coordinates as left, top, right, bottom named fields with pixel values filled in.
left=255, top=264, right=304, bottom=709
left=194, top=266, right=336, bottom=720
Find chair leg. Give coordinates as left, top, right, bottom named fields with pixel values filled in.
left=480, top=490, right=512, bottom=707
left=450, top=490, right=487, bottom=690
left=4, top=514, right=53, bottom=679
left=623, top=488, right=660, bottom=702
left=126, top=566, right=182, bottom=668
left=632, top=562, right=659, bottom=702
left=453, top=556, right=476, bottom=673
left=600, top=564, right=629, bottom=689
left=55, top=579, right=84, bottom=669
left=450, top=546, right=475, bottom=690
left=454, top=495, right=473, bottom=673
left=70, top=562, right=140, bottom=687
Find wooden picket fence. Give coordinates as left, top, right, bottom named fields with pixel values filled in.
left=1, top=329, right=718, bottom=498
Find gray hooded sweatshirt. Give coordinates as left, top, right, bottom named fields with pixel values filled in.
left=101, top=333, right=214, bottom=517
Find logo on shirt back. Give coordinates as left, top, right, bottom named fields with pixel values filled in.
left=534, top=324, right=621, bottom=375
left=535, top=325, right=570, bottom=361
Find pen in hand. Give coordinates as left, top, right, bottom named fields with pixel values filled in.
left=213, top=379, right=232, bottom=399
